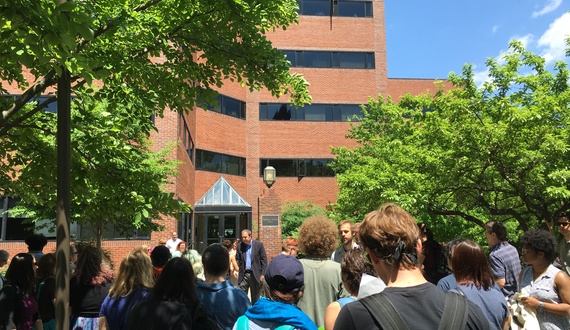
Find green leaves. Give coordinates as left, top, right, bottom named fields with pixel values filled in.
left=332, top=41, right=570, bottom=240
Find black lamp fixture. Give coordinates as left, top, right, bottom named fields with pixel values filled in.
left=263, top=166, right=276, bottom=188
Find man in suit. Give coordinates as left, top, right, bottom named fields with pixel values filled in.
left=236, top=229, right=267, bottom=304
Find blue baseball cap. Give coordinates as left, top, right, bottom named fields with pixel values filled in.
left=265, top=254, right=304, bottom=292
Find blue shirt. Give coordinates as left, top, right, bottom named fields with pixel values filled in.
left=196, top=280, right=251, bottom=330
left=488, top=241, right=521, bottom=298
left=451, top=284, right=509, bottom=330
left=245, top=242, right=253, bottom=270
left=99, top=287, right=151, bottom=330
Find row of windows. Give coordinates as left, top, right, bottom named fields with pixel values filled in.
left=195, top=149, right=246, bottom=176
left=283, top=50, right=375, bottom=69
left=260, top=159, right=335, bottom=177
left=0, top=197, right=150, bottom=241
left=259, top=103, right=363, bottom=121
left=297, top=0, right=373, bottom=17
left=3, top=95, right=58, bottom=113
left=198, top=93, right=246, bottom=119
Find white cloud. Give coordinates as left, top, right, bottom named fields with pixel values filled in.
left=532, top=0, right=562, bottom=18
left=510, top=34, right=535, bottom=49
left=537, top=13, right=570, bottom=63
left=473, top=68, right=491, bottom=86
left=492, top=25, right=499, bottom=34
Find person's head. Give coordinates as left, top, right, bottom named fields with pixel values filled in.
left=110, top=248, right=154, bottom=298
left=341, top=248, right=376, bottom=296
left=352, top=222, right=361, bottom=243
left=282, top=237, right=299, bottom=257
left=202, top=243, right=229, bottom=277
left=450, top=240, right=494, bottom=290
left=298, top=215, right=338, bottom=257
left=484, top=221, right=508, bottom=244
left=70, top=245, right=78, bottom=263
left=158, top=238, right=167, bottom=246
left=74, top=245, right=114, bottom=285
left=0, top=250, right=9, bottom=267
left=263, top=254, right=304, bottom=304
left=5, top=253, right=35, bottom=294
left=36, top=252, right=56, bottom=279
left=418, top=223, right=434, bottom=241
left=177, top=241, right=187, bottom=252
left=241, top=229, right=252, bottom=245
left=556, top=213, right=570, bottom=234
left=222, top=239, right=232, bottom=251
left=443, top=238, right=466, bottom=269
left=338, top=220, right=355, bottom=246
left=171, top=232, right=178, bottom=240
left=359, top=203, right=421, bottom=273
left=521, top=229, right=557, bottom=264
left=233, top=240, right=239, bottom=250
left=150, top=245, right=171, bottom=268
left=153, top=257, right=198, bottom=306
left=24, top=233, right=48, bottom=251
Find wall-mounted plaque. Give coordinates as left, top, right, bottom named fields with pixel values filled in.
left=262, top=215, right=279, bottom=227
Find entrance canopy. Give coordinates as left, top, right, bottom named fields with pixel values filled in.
left=194, top=176, right=251, bottom=212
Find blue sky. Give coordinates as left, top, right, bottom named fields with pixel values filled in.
left=385, top=0, right=570, bottom=84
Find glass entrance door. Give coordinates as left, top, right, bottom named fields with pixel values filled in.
left=197, top=213, right=243, bottom=254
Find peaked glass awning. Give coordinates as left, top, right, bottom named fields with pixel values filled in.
left=194, top=176, right=251, bottom=212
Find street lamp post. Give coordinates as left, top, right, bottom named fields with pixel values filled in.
left=263, top=166, right=276, bottom=188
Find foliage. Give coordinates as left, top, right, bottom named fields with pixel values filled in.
left=281, top=200, right=326, bottom=238
left=331, top=41, right=570, bottom=242
left=0, top=0, right=310, bottom=135
left=0, top=91, right=189, bottom=246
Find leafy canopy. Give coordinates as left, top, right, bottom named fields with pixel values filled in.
left=331, top=41, right=570, bottom=240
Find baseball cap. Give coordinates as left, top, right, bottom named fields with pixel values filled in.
left=265, top=254, right=304, bottom=292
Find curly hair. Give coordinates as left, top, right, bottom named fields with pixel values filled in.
left=298, top=215, right=338, bottom=257
left=521, top=229, right=557, bottom=263
left=359, top=203, right=421, bottom=270
left=73, top=245, right=114, bottom=286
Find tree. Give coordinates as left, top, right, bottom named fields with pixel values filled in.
left=331, top=41, right=570, bottom=237
left=1, top=91, right=190, bottom=248
left=0, top=0, right=310, bottom=239
left=0, top=0, right=310, bottom=135
left=281, top=200, right=326, bottom=238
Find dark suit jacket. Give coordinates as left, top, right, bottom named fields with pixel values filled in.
left=236, top=240, right=267, bottom=284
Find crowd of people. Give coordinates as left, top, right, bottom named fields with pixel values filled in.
left=3, top=205, right=570, bottom=329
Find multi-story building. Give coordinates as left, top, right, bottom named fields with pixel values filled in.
left=0, top=0, right=447, bottom=264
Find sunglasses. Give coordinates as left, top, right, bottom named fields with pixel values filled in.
left=558, top=222, right=570, bottom=227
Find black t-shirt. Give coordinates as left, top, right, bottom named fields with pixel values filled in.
left=333, top=282, right=490, bottom=330
left=37, top=277, right=56, bottom=321
left=69, top=279, right=112, bottom=315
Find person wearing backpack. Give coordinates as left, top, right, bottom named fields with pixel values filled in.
left=234, top=254, right=317, bottom=330
left=333, top=203, right=490, bottom=330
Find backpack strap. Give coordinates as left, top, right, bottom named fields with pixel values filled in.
left=437, top=291, right=468, bottom=330
left=359, top=293, right=408, bottom=330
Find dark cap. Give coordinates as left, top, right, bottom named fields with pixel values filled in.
left=265, top=254, right=304, bottom=292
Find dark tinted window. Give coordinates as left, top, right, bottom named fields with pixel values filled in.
left=260, top=159, right=335, bottom=177
left=260, top=103, right=363, bottom=122
left=197, top=149, right=246, bottom=176
left=298, top=0, right=372, bottom=17
left=284, top=51, right=374, bottom=69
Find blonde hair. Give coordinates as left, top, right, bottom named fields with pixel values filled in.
left=360, top=203, right=421, bottom=270
left=109, top=248, right=154, bottom=298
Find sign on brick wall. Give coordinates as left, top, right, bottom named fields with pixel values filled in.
left=261, top=215, right=279, bottom=227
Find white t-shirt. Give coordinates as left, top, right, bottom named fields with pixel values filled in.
left=165, top=238, right=182, bottom=253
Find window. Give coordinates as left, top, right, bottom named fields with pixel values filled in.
left=297, top=0, right=373, bottom=17
left=197, top=93, right=246, bottom=119
left=3, top=95, right=59, bottom=113
left=196, top=149, right=246, bottom=176
left=180, top=116, right=195, bottom=163
left=260, top=159, right=335, bottom=177
left=0, top=197, right=150, bottom=241
left=283, top=50, right=374, bottom=69
left=259, top=103, right=363, bottom=121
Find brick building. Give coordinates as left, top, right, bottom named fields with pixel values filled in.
left=0, top=0, right=449, bottom=265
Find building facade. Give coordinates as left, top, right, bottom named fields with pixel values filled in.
left=0, top=0, right=448, bottom=265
